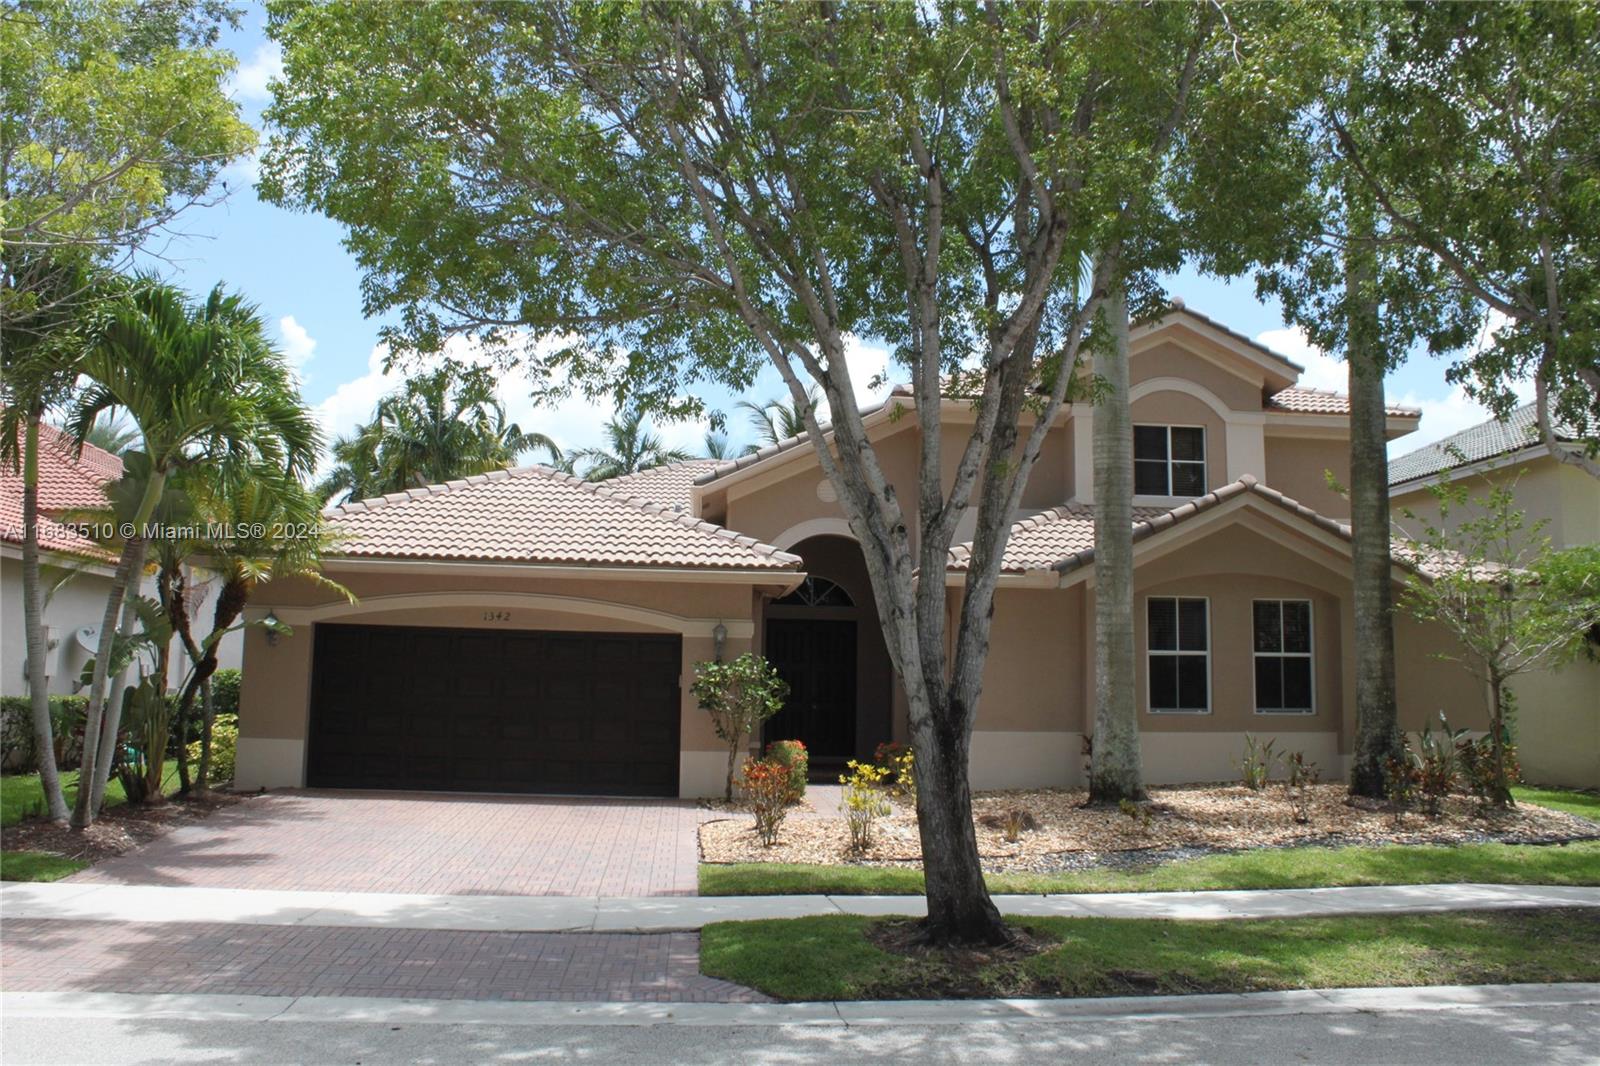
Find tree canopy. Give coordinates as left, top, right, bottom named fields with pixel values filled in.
left=1, top=0, right=256, bottom=323
left=260, top=0, right=1341, bottom=944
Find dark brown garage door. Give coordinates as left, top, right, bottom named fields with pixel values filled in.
left=306, top=623, right=681, bottom=796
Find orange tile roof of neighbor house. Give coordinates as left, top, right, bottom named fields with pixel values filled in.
left=0, top=420, right=120, bottom=561
left=324, top=465, right=803, bottom=571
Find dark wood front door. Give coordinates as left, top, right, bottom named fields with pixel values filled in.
left=763, top=618, right=857, bottom=762
left=306, top=623, right=681, bottom=796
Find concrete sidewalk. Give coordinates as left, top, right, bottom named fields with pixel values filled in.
left=4, top=880, right=1595, bottom=933
left=6, top=981, right=1598, bottom=1027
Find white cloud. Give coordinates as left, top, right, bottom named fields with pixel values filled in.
left=228, top=43, right=284, bottom=104
left=277, top=315, right=316, bottom=374
left=1254, top=321, right=1535, bottom=457
left=1255, top=326, right=1347, bottom=393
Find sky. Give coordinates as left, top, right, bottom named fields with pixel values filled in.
left=140, top=6, right=1525, bottom=470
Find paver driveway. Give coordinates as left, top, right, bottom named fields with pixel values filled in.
left=69, top=791, right=709, bottom=896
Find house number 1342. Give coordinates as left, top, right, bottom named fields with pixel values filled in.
left=482, top=610, right=512, bottom=622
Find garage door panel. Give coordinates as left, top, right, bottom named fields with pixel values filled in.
left=308, top=623, right=680, bottom=796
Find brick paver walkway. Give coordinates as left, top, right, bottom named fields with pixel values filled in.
left=70, top=791, right=708, bottom=897
left=1, top=920, right=765, bottom=1003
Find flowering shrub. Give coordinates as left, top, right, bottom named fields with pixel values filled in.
left=764, top=739, right=808, bottom=803
left=840, top=759, right=892, bottom=851
left=740, top=758, right=790, bottom=846
left=873, top=741, right=915, bottom=801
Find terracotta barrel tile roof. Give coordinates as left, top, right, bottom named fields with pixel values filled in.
left=0, top=419, right=120, bottom=561
left=1266, top=386, right=1420, bottom=418
left=324, top=465, right=802, bottom=571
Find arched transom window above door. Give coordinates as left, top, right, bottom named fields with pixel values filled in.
left=775, top=575, right=854, bottom=608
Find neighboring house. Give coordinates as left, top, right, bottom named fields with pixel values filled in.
left=236, top=306, right=1498, bottom=798
left=0, top=420, right=242, bottom=700
left=1390, top=406, right=1600, bottom=789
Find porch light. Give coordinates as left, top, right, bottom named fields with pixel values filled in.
left=264, top=610, right=280, bottom=646
left=712, top=622, right=727, bottom=661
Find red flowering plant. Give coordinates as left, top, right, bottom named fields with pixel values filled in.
left=740, top=758, right=790, bottom=846
left=764, top=739, right=808, bottom=803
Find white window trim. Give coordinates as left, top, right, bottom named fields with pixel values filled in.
left=1133, top=423, right=1208, bottom=498
left=1253, top=598, right=1316, bottom=715
left=1145, top=595, right=1212, bottom=715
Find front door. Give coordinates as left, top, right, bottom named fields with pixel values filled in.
left=763, top=618, right=857, bottom=765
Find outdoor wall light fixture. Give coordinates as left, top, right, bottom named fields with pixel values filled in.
left=264, top=610, right=280, bottom=646
left=712, top=621, right=727, bottom=661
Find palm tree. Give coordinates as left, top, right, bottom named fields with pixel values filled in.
left=0, top=257, right=107, bottom=823
left=67, top=279, right=320, bottom=827
left=316, top=363, right=559, bottom=504
left=570, top=408, right=691, bottom=480
left=158, top=462, right=350, bottom=794
left=702, top=430, right=735, bottom=459
left=737, top=386, right=818, bottom=453
left=84, top=411, right=138, bottom=456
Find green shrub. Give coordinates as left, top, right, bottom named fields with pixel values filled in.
left=764, top=739, right=808, bottom=802
left=209, top=669, right=242, bottom=719
left=186, top=717, right=238, bottom=786
left=1, top=695, right=89, bottom=773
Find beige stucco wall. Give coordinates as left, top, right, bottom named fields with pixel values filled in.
left=1130, top=340, right=1263, bottom=412
left=958, top=508, right=1493, bottom=786
left=1511, top=657, right=1600, bottom=789
left=0, top=554, right=243, bottom=699
left=1265, top=434, right=1353, bottom=520
left=235, top=568, right=773, bottom=797
left=1392, top=455, right=1600, bottom=551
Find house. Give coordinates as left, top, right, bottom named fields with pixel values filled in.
left=1390, top=406, right=1599, bottom=788
left=235, top=305, right=1498, bottom=798
left=0, top=421, right=242, bottom=702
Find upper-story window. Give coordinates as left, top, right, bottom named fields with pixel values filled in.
left=1134, top=425, right=1206, bottom=497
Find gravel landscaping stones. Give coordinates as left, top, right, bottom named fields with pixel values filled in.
left=699, top=784, right=1599, bottom=871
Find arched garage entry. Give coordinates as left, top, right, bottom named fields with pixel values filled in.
left=762, top=534, right=893, bottom=777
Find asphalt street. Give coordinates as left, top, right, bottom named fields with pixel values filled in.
left=5, top=1002, right=1597, bottom=1065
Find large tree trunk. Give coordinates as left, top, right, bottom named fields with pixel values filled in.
left=1089, top=285, right=1146, bottom=804
left=1345, top=194, right=1402, bottom=799
left=907, top=688, right=1005, bottom=944
left=20, top=413, right=70, bottom=822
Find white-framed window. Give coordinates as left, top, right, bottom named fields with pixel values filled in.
left=1147, top=596, right=1210, bottom=714
left=1253, top=599, right=1315, bottom=714
left=1133, top=424, right=1207, bottom=497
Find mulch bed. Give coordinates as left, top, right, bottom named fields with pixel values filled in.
left=699, top=783, right=1600, bottom=871
left=2, top=790, right=248, bottom=867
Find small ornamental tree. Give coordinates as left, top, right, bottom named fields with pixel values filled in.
left=1399, top=482, right=1600, bottom=807
left=691, top=653, right=789, bottom=802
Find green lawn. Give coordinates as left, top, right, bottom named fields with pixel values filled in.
left=700, top=908, right=1600, bottom=1001
left=1, top=762, right=188, bottom=828
left=0, top=850, right=87, bottom=882
left=1512, top=785, right=1600, bottom=822
left=701, top=837, right=1600, bottom=896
